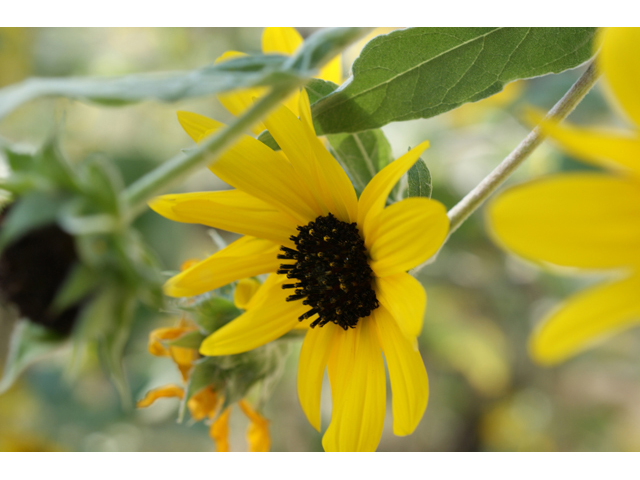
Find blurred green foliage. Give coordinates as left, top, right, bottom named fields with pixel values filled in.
left=2, top=27, right=639, bottom=453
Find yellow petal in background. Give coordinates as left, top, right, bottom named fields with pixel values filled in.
left=164, top=236, right=280, bottom=297
left=529, top=112, right=640, bottom=177
left=358, top=141, right=430, bottom=234
left=200, top=275, right=306, bottom=356
left=323, top=320, right=386, bottom=452
left=487, top=173, right=640, bottom=269
left=210, top=407, right=231, bottom=452
left=262, top=27, right=302, bottom=55
left=297, top=323, right=338, bottom=431
left=187, top=386, right=218, bottom=421
left=239, top=400, right=271, bottom=452
left=599, top=27, right=640, bottom=128
left=530, top=275, right=640, bottom=365
left=136, top=385, right=184, bottom=408
left=373, top=306, right=429, bottom=436
left=368, top=197, right=449, bottom=277
left=375, top=273, right=426, bottom=338
left=318, top=55, right=342, bottom=85
left=215, top=51, right=268, bottom=135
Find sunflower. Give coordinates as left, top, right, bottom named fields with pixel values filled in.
left=486, top=28, right=640, bottom=366
left=150, top=90, right=449, bottom=451
left=216, top=26, right=342, bottom=136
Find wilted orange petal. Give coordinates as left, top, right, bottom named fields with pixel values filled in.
left=136, top=385, right=184, bottom=408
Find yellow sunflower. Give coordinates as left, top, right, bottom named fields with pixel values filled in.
left=486, top=28, right=640, bottom=366
left=150, top=90, right=449, bottom=451
left=216, top=26, right=342, bottom=135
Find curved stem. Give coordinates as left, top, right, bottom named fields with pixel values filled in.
left=447, top=61, right=600, bottom=235
left=413, top=61, right=600, bottom=275
left=123, top=81, right=302, bottom=217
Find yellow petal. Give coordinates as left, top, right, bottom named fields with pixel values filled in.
left=148, top=324, right=195, bottom=357
left=200, top=274, right=306, bottom=356
left=297, top=322, right=338, bottom=431
left=170, top=346, right=199, bottom=382
left=262, top=27, right=303, bottom=55
left=358, top=141, right=430, bottom=234
left=177, top=110, right=223, bottom=143
left=239, top=400, right=271, bottom=452
left=375, top=273, right=426, bottom=338
left=234, top=278, right=262, bottom=310
left=164, top=236, right=280, bottom=297
left=529, top=111, right=640, bottom=177
left=319, top=54, right=342, bottom=85
left=368, top=197, right=449, bottom=277
left=210, top=407, right=231, bottom=452
left=323, top=319, right=386, bottom=452
left=262, top=92, right=358, bottom=223
left=215, top=51, right=267, bottom=135
left=178, top=111, right=319, bottom=224
left=487, top=173, right=640, bottom=269
left=150, top=190, right=297, bottom=245
left=136, top=385, right=184, bottom=408
left=600, top=27, right=640, bottom=128
left=531, top=275, right=640, bottom=365
left=372, top=306, right=429, bottom=436
left=187, top=386, right=218, bottom=421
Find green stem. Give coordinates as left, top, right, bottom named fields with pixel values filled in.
left=413, top=61, right=601, bottom=274
left=123, top=81, right=302, bottom=216
left=447, top=61, right=600, bottom=235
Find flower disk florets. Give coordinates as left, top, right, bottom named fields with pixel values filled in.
left=277, top=213, right=378, bottom=330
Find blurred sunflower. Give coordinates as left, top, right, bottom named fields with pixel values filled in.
left=137, top=314, right=270, bottom=452
left=486, top=28, right=640, bottom=366
left=137, top=263, right=270, bottom=452
left=216, top=26, right=342, bottom=135
left=150, top=90, right=449, bottom=451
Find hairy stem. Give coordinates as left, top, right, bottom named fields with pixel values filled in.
left=413, top=61, right=600, bottom=275
left=447, top=61, right=600, bottom=234
left=123, top=81, right=301, bottom=217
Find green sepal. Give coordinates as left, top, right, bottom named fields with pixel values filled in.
left=327, top=129, right=394, bottom=197
left=403, top=157, right=432, bottom=199
left=50, top=263, right=98, bottom=314
left=168, top=330, right=207, bottom=349
left=190, top=296, right=242, bottom=334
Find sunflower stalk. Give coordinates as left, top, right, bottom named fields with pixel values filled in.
left=122, top=27, right=373, bottom=218
left=413, top=60, right=601, bottom=274
left=122, top=81, right=302, bottom=217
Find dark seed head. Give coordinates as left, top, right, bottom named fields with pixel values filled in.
left=278, top=213, right=378, bottom=330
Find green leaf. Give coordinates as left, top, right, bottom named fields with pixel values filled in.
left=403, top=157, right=432, bottom=199
left=0, top=55, right=293, bottom=121
left=50, top=263, right=98, bottom=314
left=0, top=28, right=371, bottom=122
left=191, top=297, right=242, bottom=334
left=312, top=27, right=597, bottom=134
left=168, top=330, right=206, bottom=349
left=327, top=129, right=393, bottom=196
left=306, top=78, right=339, bottom=104
left=0, top=321, right=66, bottom=393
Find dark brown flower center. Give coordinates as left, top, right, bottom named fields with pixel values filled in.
left=277, top=213, right=378, bottom=330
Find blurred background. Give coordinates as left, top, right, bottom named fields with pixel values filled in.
left=2, top=27, right=640, bottom=452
